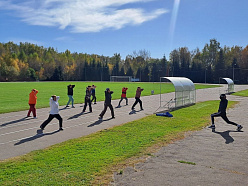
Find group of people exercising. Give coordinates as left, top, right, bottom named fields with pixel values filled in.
left=27, top=86, right=243, bottom=132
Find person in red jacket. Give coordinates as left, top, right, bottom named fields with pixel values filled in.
left=131, top=87, right=144, bottom=110
left=27, top=89, right=38, bottom=118
left=117, top=87, right=128, bottom=107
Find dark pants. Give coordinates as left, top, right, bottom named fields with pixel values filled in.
left=83, top=97, right=92, bottom=112
left=118, top=97, right=128, bottom=106
left=99, top=103, right=114, bottom=118
left=40, top=114, right=63, bottom=129
left=211, top=112, right=237, bottom=126
left=132, top=97, right=143, bottom=110
left=91, top=94, right=96, bottom=103
left=27, top=104, right=36, bottom=117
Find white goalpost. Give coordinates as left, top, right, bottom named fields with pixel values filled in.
left=110, top=76, right=132, bottom=82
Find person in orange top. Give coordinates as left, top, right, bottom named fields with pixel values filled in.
left=27, top=89, right=38, bottom=118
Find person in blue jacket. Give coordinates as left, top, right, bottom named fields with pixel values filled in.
left=209, top=94, right=243, bottom=131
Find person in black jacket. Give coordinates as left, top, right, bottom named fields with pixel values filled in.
left=99, top=88, right=115, bottom=119
left=209, top=94, right=243, bottom=131
left=66, top=84, right=75, bottom=108
left=82, top=86, right=92, bottom=113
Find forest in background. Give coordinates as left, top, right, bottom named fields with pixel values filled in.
left=0, top=39, right=248, bottom=83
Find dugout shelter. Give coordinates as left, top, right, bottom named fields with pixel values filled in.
left=219, top=78, right=234, bottom=94
left=156, top=77, right=196, bottom=112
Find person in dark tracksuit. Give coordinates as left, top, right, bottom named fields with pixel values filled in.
left=91, top=85, right=97, bottom=104
left=83, top=86, right=92, bottom=113
left=66, top=84, right=75, bottom=108
left=209, top=94, right=243, bottom=131
left=99, top=88, right=115, bottom=119
left=40, top=95, right=63, bottom=131
left=131, top=87, right=144, bottom=110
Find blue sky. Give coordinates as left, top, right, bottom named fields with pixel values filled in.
left=0, top=0, right=247, bottom=59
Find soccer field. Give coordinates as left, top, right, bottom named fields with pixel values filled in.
left=0, top=81, right=217, bottom=114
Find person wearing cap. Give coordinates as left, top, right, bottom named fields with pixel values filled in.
left=40, top=95, right=63, bottom=131
left=27, top=89, right=39, bottom=118
left=208, top=94, right=243, bottom=131
left=91, top=85, right=97, bottom=104
left=99, top=88, right=115, bottom=119
left=117, top=87, right=128, bottom=107
left=131, top=87, right=144, bottom=110
left=66, top=84, right=75, bottom=108
left=82, top=86, right=92, bottom=113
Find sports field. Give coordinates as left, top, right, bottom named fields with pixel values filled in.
left=0, top=81, right=217, bottom=114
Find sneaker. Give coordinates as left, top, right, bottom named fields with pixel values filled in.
left=94, top=103, right=97, bottom=104
left=72, top=106, right=75, bottom=108
left=208, top=125, right=215, bottom=129
left=98, top=116, right=103, bottom=120
left=33, top=117, right=37, bottom=119
left=112, top=116, right=115, bottom=119
left=237, top=125, right=243, bottom=131
left=59, top=128, right=64, bottom=131
left=66, top=105, right=69, bottom=107
left=141, top=108, right=144, bottom=110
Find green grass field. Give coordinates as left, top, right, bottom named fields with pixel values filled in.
left=233, top=89, right=248, bottom=97
left=0, top=81, right=218, bottom=114
left=0, top=100, right=236, bottom=185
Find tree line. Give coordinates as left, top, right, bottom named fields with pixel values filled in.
left=0, top=39, right=248, bottom=83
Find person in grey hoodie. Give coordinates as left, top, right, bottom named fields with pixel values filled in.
left=83, top=86, right=92, bottom=113
left=40, top=95, right=63, bottom=131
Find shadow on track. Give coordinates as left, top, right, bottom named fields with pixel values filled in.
left=213, top=130, right=243, bottom=144
left=1, top=117, right=32, bottom=127
left=87, top=118, right=113, bottom=127
left=14, top=129, right=61, bottom=145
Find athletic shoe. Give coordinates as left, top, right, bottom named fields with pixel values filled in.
left=72, top=106, right=75, bottom=108
left=208, top=125, right=215, bottom=129
left=98, top=116, right=103, bottom=120
left=94, top=103, right=97, bottom=104
left=237, top=125, right=243, bottom=131
left=112, top=116, right=115, bottom=119
left=33, top=117, right=37, bottom=119
left=66, top=105, right=69, bottom=107
left=59, top=128, right=63, bottom=131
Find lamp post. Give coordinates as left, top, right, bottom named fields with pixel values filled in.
left=233, top=63, right=236, bottom=83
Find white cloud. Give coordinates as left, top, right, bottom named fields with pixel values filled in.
left=0, top=0, right=168, bottom=33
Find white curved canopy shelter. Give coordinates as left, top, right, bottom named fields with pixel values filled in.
left=159, top=77, right=196, bottom=109
left=221, top=78, right=234, bottom=94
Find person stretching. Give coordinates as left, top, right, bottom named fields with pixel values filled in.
left=117, top=87, right=128, bottom=107
left=99, top=88, right=115, bottom=119
left=40, top=95, right=63, bottom=131
left=131, top=87, right=144, bottom=110
left=209, top=94, right=243, bottom=131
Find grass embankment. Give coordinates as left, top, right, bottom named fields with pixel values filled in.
left=0, top=100, right=237, bottom=185
left=0, top=82, right=218, bottom=114
left=233, top=89, right=248, bottom=97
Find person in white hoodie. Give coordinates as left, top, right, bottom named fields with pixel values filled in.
left=40, top=95, right=63, bottom=131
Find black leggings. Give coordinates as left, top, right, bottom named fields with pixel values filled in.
left=132, top=97, right=143, bottom=110
left=211, top=112, right=237, bottom=126
left=99, top=104, right=114, bottom=118
left=40, top=114, right=63, bottom=129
